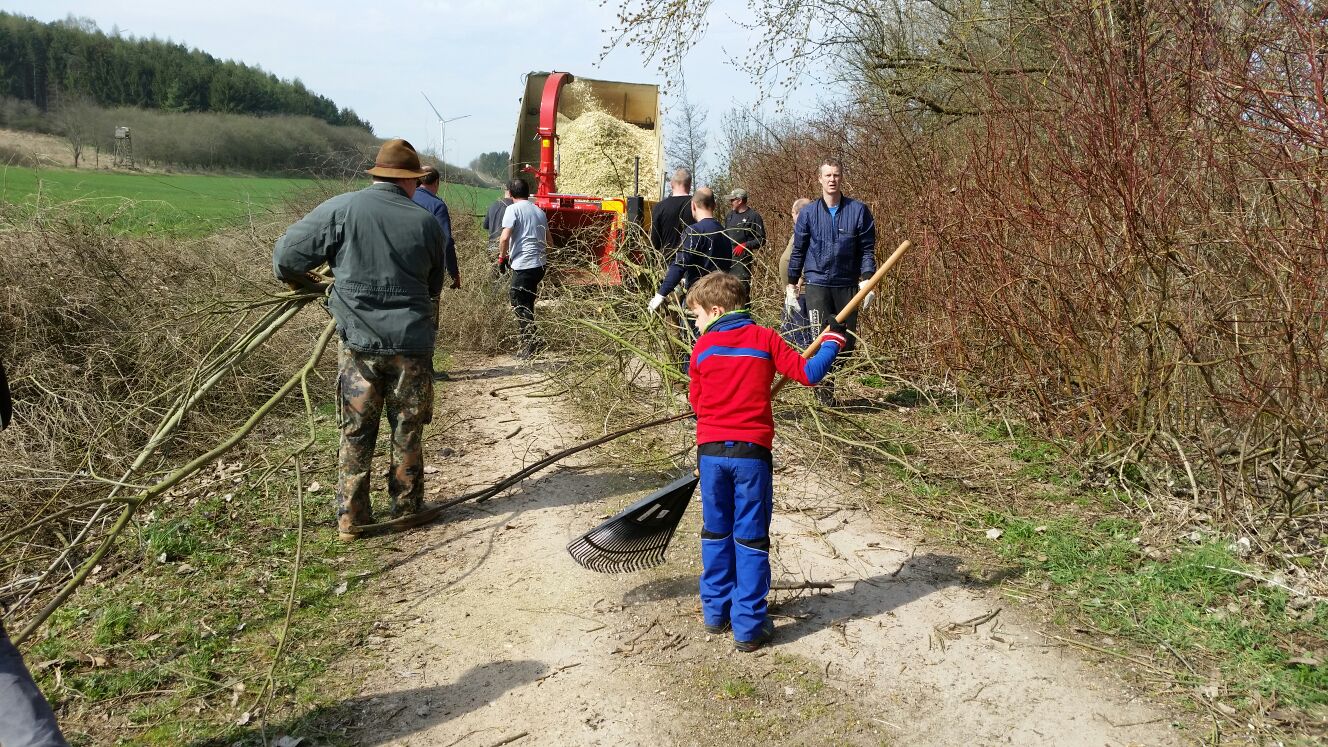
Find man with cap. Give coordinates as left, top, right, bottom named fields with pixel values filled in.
left=723, top=188, right=766, bottom=292
left=274, top=138, right=446, bottom=539
left=413, top=165, right=462, bottom=291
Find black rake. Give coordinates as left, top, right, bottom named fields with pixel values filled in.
left=566, top=474, right=699, bottom=573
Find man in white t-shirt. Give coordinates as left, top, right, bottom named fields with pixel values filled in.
left=498, top=178, right=549, bottom=359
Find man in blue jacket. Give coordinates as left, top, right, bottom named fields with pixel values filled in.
left=413, top=165, right=461, bottom=290
left=786, top=159, right=877, bottom=405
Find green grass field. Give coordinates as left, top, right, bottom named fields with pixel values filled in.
left=0, top=166, right=500, bottom=236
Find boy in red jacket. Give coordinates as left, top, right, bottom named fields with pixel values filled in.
left=686, top=272, right=847, bottom=651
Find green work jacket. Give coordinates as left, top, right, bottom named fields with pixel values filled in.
left=273, top=182, right=445, bottom=355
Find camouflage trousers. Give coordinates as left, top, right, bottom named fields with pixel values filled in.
left=336, top=345, right=434, bottom=532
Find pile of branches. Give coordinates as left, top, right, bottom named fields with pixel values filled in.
left=0, top=198, right=336, bottom=640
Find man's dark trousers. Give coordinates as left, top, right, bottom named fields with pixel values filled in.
left=510, top=266, right=546, bottom=350
left=804, top=285, right=859, bottom=401
left=804, top=285, right=860, bottom=351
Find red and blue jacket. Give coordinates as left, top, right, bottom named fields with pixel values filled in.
left=688, top=311, right=844, bottom=449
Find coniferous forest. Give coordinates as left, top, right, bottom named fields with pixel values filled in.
left=0, top=12, right=370, bottom=130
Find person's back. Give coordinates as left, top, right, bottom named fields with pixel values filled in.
left=650, top=168, right=697, bottom=257
left=484, top=196, right=513, bottom=249
left=679, top=216, right=733, bottom=288
left=650, top=194, right=695, bottom=255
left=276, top=183, right=444, bottom=355
left=685, top=272, right=845, bottom=654
left=411, top=175, right=460, bottom=287
left=651, top=189, right=734, bottom=304
left=502, top=199, right=548, bottom=271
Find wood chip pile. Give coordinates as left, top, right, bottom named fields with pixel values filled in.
left=556, top=80, right=658, bottom=198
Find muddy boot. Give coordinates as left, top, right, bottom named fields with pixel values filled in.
left=734, top=619, right=775, bottom=653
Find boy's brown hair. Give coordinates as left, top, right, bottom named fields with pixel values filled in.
left=687, top=271, right=748, bottom=313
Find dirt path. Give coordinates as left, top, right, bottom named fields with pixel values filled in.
left=332, top=355, right=1181, bottom=746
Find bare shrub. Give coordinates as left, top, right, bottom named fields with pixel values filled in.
left=0, top=192, right=335, bottom=623
left=711, top=0, right=1327, bottom=566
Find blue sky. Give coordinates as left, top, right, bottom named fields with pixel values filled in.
left=7, top=1, right=826, bottom=179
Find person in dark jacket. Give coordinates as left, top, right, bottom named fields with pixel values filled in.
left=648, top=187, right=733, bottom=311
left=273, top=138, right=444, bottom=539
left=413, top=165, right=461, bottom=289
left=649, top=168, right=696, bottom=261
left=483, top=187, right=513, bottom=269
left=723, top=187, right=766, bottom=291
left=0, top=362, right=70, bottom=747
left=786, top=159, right=877, bottom=405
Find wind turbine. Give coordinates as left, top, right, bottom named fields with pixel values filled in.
left=422, top=92, right=470, bottom=181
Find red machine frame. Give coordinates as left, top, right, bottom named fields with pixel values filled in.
left=523, top=72, right=631, bottom=284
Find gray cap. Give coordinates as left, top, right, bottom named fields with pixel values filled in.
left=725, top=187, right=749, bottom=201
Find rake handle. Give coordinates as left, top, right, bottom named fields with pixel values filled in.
left=771, top=240, right=911, bottom=399
left=345, top=411, right=693, bottom=535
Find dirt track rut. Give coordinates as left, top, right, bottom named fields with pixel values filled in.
left=332, top=355, right=1180, bottom=746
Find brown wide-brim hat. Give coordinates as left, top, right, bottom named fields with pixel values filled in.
left=366, top=138, right=429, bottom=179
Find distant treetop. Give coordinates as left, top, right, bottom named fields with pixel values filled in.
left=0, top=12, right=373, bottom=132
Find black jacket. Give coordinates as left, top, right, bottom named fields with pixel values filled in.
left=650, top=195, right=696, bottom=256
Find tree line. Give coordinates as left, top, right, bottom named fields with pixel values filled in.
left=0, top=12, right=371, bottom=131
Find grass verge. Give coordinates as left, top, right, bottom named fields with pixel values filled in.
left=862, top=402, right=1328, bottom=741
left=26, top=405, right=381, bottom=746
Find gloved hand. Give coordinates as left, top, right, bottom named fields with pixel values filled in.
left=497, top=256, right=509, bottom=274
left=450, top=273, right=462, bottom=290
left=733, top=242, right=747, bottom=258
left=784, top=284, right=800, bottom=313
left=648, top=293, right=666, bottom=312
left=823, top=321, right=849, bottom=351
left=858, top=279, right=876, bottom=310
left=285, top=271, right=330, bottom=293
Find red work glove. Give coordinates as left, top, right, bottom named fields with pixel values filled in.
left=822, top=321, right=849, bottom=351
left=733, top=243, right=747, bottom=257
left=451, top=273, right=462, bottom=289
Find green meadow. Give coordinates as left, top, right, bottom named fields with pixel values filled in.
left=0, top=166, right=500, bottom=236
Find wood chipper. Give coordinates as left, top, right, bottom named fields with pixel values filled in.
left=510, top=71, right=661, bottom=284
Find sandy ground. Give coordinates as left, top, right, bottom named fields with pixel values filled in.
left=329, top=355, right=1183, bottom=746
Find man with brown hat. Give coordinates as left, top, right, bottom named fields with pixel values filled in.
left=273, top=138, right=446, bottom=539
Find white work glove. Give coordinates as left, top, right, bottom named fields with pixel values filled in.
left=784, top=285, right=799, bottom=313
left=648, top=293, right=666, bottom=313
left=858, top=280, right=876, bottom=310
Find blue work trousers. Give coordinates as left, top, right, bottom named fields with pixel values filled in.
left=698, top=442, right=773, bottom=643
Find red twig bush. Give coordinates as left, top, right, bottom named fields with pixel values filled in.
left=730, top=0, right=1327, bottom=566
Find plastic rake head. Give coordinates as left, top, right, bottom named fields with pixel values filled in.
left=566, top=474, right=699, bottom=573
